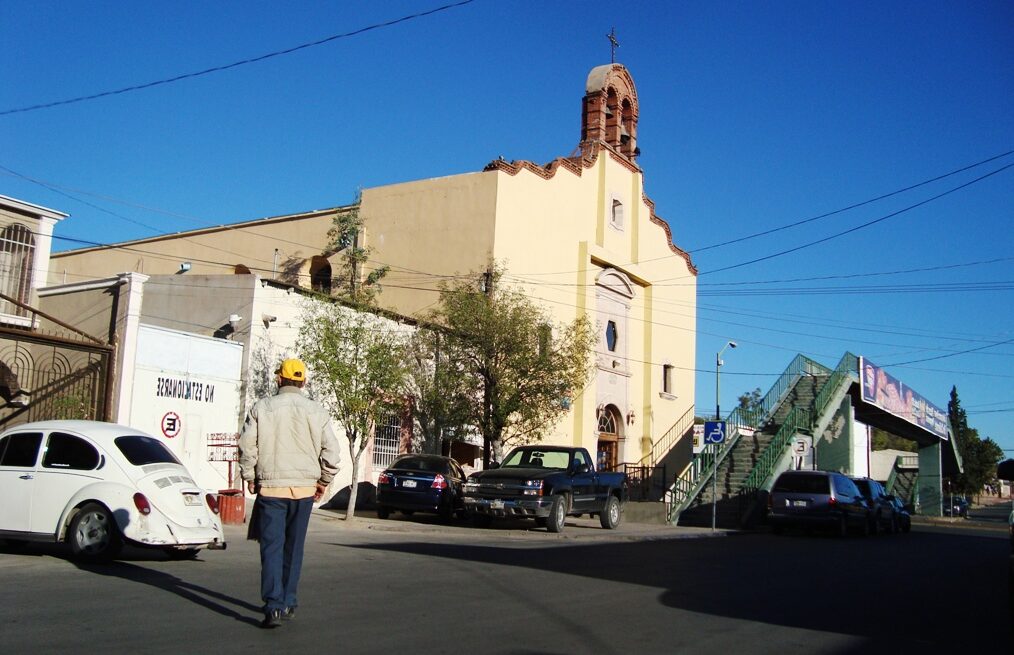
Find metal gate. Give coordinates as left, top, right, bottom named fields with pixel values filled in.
left=0, top=327, right=112, bottom=428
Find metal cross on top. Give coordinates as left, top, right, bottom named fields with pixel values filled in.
left=607, top=27, right=619, bottom=63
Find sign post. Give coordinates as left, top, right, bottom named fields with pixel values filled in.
left=704, top=421, right=726, bottom=531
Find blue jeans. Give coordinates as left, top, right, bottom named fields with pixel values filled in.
left=256, top=496, right=314, bottom=612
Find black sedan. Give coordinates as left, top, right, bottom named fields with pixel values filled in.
left=376, top=454, right=467, bottom=522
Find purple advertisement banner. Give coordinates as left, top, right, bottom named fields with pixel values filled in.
left=859, top=357, right=949, bottom=440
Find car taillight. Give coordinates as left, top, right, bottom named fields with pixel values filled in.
left=205, top=493, right=220, bottom=514
left=378, top=472, right=392, bottom=485
left=133, top=492, right=151, bottom=515
left=828, top=497, right=838, bottom=507
left=431, top=474, right=448, bottom=490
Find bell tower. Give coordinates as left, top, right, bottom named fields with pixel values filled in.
left=580, top=64, right=639, bottom=162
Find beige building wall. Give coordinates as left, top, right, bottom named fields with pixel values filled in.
left=48, top=208, right=341, bottom=287
left=360, top=172, right=498, bottom=318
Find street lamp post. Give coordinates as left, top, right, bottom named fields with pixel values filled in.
left=715, top=341, right=737, bottom=420
left=712, top=340, right=737, bottom=531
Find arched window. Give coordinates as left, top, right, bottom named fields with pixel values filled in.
left=0, top=224, right=35, bottom=317
left=309, top=256, right=332, bottom=293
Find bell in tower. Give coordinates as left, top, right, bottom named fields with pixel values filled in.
left=580, top=64, right=639, bottom=162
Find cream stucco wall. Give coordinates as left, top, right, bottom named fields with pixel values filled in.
left=357, top=149, right=697, bottom=467
left=359, top=172, right=499, bottom=318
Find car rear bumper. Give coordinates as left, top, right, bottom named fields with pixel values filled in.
left=464, top=496, right=554, bottom=518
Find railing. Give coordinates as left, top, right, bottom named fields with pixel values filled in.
left=640, top=405, right=696, bottom=467
left=737, top=352, right=856, bottom=498
left=741, top=406, right=812, bottom=495
left=812, top=352, right=858, bottom=419
left=666, top=354, right=831, bottom=522
left=621, top=464, right=668, bottom=501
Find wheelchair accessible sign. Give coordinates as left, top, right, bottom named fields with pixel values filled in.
left=703, top=421, right=726, bottom=445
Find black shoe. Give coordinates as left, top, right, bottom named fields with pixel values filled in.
left=261, top=609, right=282, bottom=629
left=281, top=607, right=296, bottom=621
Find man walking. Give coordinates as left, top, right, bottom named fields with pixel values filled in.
left=239, top=358, right=340, bottom=629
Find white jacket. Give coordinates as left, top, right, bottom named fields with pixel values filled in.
left=238, top=386, right=341, bottom=488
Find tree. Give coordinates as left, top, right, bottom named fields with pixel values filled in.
left=737, top=387, right=763, bottom=426
left=948, top=386, right=1003, bottom=497
left=870, top=427, right=916, bottom=452
left=296, top=299, right=408, bottom=520
left=430, top=266, right=595, bottom=467
left=326, top=194, right=389, bottom=305
left=403, top=327, right=473, bottom=455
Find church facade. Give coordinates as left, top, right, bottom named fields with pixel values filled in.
left=47, top=64, right=698, bottom=472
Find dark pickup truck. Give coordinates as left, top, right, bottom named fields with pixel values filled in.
left=462, top=445, right=628, bottom=532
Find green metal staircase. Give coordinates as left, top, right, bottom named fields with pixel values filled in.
left=672, top=352, right=859, bottom=527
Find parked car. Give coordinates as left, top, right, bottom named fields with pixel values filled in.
left=463, top=445, right=628, bottom=532
left=942, top=495, right=970, bottom=518
left=376, top=454, right=467, bottom=522
left=886, top=495, right=911, bottom=533
left=767, top=470, right=871, bottom=537
left=850, top=476, right=899, bottom=534
left=0, top=420, right=226, bottom=561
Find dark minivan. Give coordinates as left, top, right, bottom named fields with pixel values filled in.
left=768, top=470, right=871, bottom=537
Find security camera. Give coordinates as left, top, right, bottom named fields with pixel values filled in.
left=261, top=314, right=277, bottom=325
left=178, top=262, right=192, bottom=274
left=228, top=314, right=242, bottom=327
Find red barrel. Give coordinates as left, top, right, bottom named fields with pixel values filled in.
left=217, top=489, right=246, bottom=524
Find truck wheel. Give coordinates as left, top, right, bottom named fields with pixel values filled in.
left=599, top=496, right=621, bottom=529
left=546, top=495, right=567, bottom=533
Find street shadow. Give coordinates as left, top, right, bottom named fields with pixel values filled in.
left=343, top=529, right=1013, bottom=652
left=73, top=559, right=262, bottom=627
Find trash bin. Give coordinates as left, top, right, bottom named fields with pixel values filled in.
left=218, top=489, right=246, bottom=525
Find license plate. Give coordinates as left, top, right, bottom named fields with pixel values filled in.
left=402, top=479, right=417, bottom=488
left=792, top=500, right=807, bottom=507
left=490, top=499, right=504, bottom=510
left=183, top=493, right=202, bottom=506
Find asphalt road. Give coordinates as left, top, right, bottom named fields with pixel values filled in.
left=2, top=506, right=1011, bottom=655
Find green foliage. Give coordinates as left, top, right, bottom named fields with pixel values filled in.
left=870, top=427, right=916, bottom=452
left=428, top=265, right=595, bottom=466
left=296, top=299, right=408, bottom=519
left=737, top=387, right=764, bottom=425
left=948, top=385, right=1004, bottom=496
left=51, top=394, right=93, bottom=420
left=404, top=328, right=473, bottom=455
left=325, top=196, right=390, bottom=305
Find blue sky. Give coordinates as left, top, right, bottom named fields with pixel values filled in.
left=2, top=2, right=1012, bottom=455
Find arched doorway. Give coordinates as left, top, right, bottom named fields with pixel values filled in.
left=596, top=405, right=622, bottom=471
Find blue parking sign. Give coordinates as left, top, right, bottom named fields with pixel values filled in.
left=703, top=421, right=726, bottom=444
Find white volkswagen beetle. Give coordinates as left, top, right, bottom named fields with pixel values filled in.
left=0, top=420, right=227, bottom=561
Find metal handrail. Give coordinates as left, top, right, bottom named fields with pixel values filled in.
left=741, top=406, right=812, bottom=494
left=640, top=405, right=696, bottom=467
left=667, top=354, right=829, bottom=520
left=738, top=352, right=857, bottom=497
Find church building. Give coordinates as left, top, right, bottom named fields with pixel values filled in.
left=47, top=64, right=699, bottom=474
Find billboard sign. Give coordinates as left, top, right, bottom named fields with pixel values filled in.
left=859, top=357, right=948, bottom=440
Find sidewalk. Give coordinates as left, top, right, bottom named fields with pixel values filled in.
left=310, top=505, right=736, bottom=542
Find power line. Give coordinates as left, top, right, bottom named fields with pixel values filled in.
left=700, top=162, right=1014, bottom=276
left=0, top=1, right=478, bottom=116
left=687, top=149, right=1014, bottom=253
